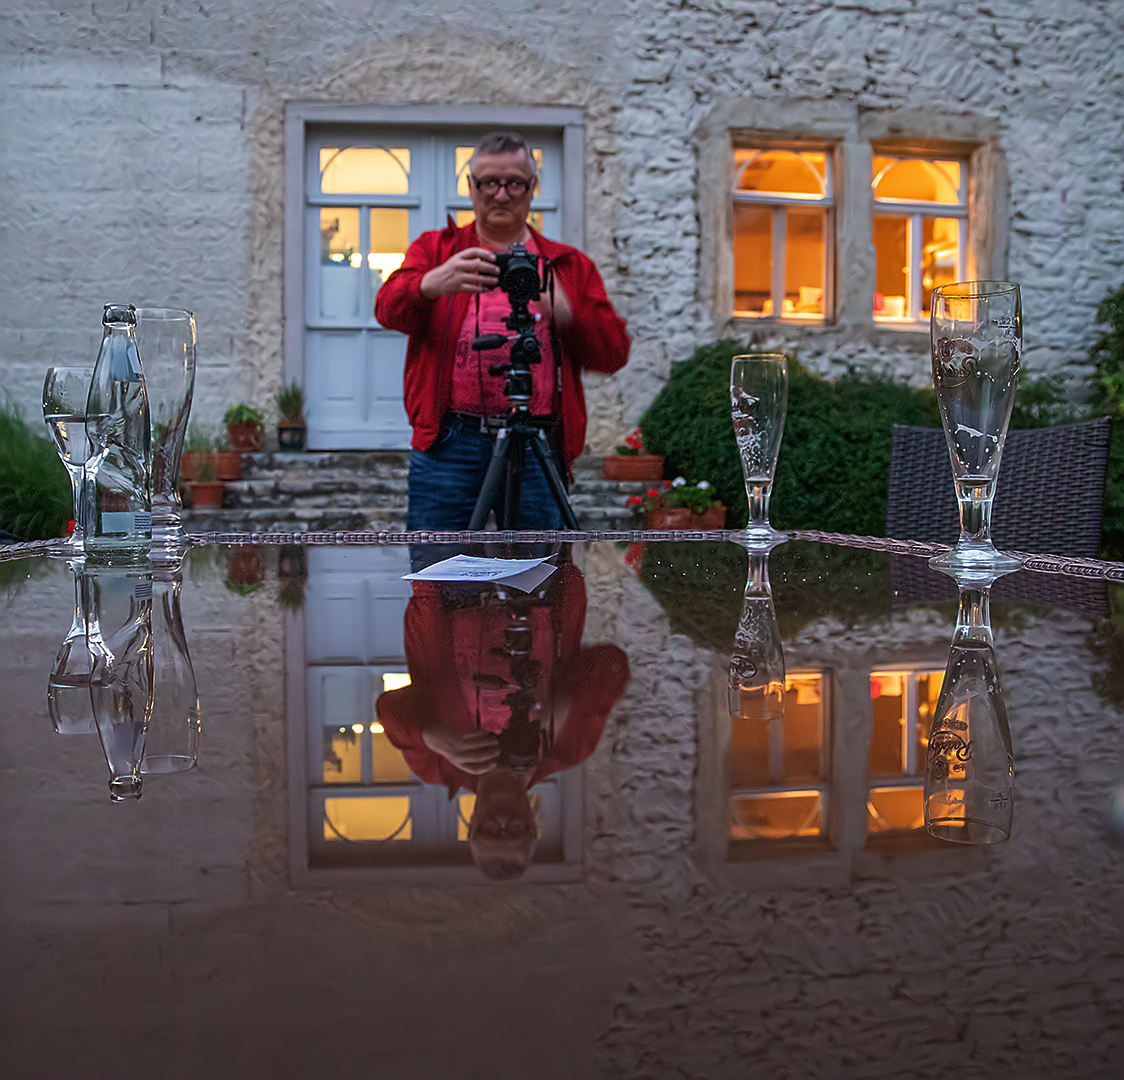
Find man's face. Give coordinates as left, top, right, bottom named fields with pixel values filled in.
left=469, top=150, right=537, bottom=239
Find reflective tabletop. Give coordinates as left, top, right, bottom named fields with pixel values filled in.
left=1, top=533, right=1121, bottom=1078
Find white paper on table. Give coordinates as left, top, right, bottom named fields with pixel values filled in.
left=402, top=554, right=557, bottom=593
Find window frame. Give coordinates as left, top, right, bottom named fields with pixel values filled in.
left=871, top=151, right=969, bottom=327
left=730, top=141, right=837, bottom=325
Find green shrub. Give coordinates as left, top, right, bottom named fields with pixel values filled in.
left=1087, top=284, right=1124, bottom=557
left=0, top=407, right=71, bottom=541
left=641, top=340, right=1074, bottom=535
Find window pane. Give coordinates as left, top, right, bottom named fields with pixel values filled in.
left=368, top=208, right=409, bottom=295
left=873, top=216, right=907, bottom=318
left=731, top=791, right=823, bottom=840
left=869, top=671, right=906, bottom=774
left=873, top=157, right=960, bottom=205
left=733, top=204, right=772, bottom=316
left=784, top=210, right=825, bottom=317
left=320, top=146, right=410, bottom=194
left=323, top=797, right=412, bottom=841
left=921, top=217, right=960, bottom=317
left=782, top=674, right=824, bottom=779
left=323, top=728, right=361, bottom=782
left=735, top=149, right=827, bottom=197
left=867, top=786, right=925, bottom=833
left=320, top=208, right=360, bottom=319
left=371, top=730, right=413, bottom=783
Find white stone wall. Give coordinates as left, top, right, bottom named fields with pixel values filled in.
left=2, top=1, right=1121, bottom=451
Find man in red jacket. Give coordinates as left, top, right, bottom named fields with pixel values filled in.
left=374, top=130, right=630, bottom=529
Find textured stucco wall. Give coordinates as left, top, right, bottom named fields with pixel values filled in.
left=2, top=1, right=1121, bottom=451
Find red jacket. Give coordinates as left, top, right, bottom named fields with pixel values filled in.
left=374, top=219, right=630, bottom=471
left=376, top=566, right=629, bottom=797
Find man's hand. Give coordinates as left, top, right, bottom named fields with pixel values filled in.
left=420, top=247, right=500, bottom=299
left=421, top=725, right=500, bottom=775
left=535, top=278, right=573, bottom=330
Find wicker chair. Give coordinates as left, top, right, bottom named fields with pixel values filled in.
left=885, top=418, right=1112, bottom=556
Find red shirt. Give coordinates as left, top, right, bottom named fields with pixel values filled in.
left=374, top=219, right=630, bottom=473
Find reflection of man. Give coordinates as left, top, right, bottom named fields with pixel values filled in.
left=374, top=130, right=630, bottom=529
left=376, top=562, right=629, bottom=879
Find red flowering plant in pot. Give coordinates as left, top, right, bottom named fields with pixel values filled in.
left=603, top=427, right=664, bottom=481
left=627, top=476, right=726, bottom=530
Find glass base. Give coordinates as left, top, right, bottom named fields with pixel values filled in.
left=141, top=753, right=197, bottom=775
left=926, top=816, right=1010, bottom=845
left=46, top=534, right=85, bottom=559
left=729, top=525, right=789, bottom=553
left=929, top=541, right=1021, bottom=580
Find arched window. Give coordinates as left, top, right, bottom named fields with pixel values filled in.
left=732, top=149, right=834, bottom=321
left=872, top=155, right=967, bottom=322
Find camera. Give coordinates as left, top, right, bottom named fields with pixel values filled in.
left=494, top=242, right=543, bottom=306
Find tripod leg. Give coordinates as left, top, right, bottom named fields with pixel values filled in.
left=529, top=428, right=580, bottom=530
left=504, top=433, right=525, bottom=530
left=469, top=429, right=513, bottom=530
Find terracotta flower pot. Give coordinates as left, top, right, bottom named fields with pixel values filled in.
left=604, top=454, right=664, bottom=482
left=226, top=420, right=264, bottom=451
left=188, top=480, right=225, bottom=508
left=646, top=504, right=726, bottom=530
left=278, top=421, right=307, bottom=452
left=227, top=546, right=265, bottom=586
left=216, top=450, right=243, bottom=481
left=180, top=451, right=201, bottom=482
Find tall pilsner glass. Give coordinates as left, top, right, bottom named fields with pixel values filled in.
left=730, top=353, right=788, bottom=539
left=930, top=282, right=1022, bottom=574
left=42, top=366, right=98, bottom=555
left=135, top=308, right=196, bottom=548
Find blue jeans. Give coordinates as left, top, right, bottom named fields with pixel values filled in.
left=407, top=419, right=567, bottom=530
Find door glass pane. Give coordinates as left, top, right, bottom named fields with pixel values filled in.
left=872, top=157, right=961, bottom=204
left=873, top=216, right=907, bottom=318
left=367, top=208, right=409, bottom=307
left=784, top=210, right=825, bottom=317
left=735, top=150, right=827, bottom=197
left=733, top=204, right=772, bottom=316
left=323, top=797, right=412, bottom=841
left=320, top=208, right=361, bottom=319
left=371, top=729, right=413, bottom=782
left=921, top=217, right=960, bottom=317
left=320, top=147, right=410, bottom=195
left=867, top=786, right=925, bottom=833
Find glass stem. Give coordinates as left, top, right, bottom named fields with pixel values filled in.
left=955, top=478, right=996, bottom=544
left=745, top=481, right=773, bottom=530
left=953, top=586, right=993, bottom=646
left=69, top=467, right=86, bottom=543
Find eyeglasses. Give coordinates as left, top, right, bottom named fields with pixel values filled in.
left=471, top=174, right=534, bottom=196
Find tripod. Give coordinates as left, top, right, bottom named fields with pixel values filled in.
left=467, top=267, right=579, bottom=531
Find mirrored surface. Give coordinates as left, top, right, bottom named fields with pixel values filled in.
left=0, top=537, right=1120, bottom=1077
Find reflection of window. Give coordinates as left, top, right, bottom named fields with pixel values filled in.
left=867, top=668, right=943, bottom=835
left=732, top=149, right=833, bottom=321
left=729, top=673, right=829, bottom=841
left=872, top=155, right=966, bottom=323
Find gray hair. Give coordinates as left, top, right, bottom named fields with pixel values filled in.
left=469, top=130, right=538, bottom=175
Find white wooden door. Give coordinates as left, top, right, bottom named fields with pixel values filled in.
left=303, top=129, right=563, bottom=450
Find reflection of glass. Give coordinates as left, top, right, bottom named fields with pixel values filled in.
left=143, top=560, right=200, bottom=774
left=929, top=281, right=1022, bottom=574
left=47, top=564, right=97, bottom=735
left=42, top=366, right=96, bottom=555
left=85, top=564, right=154, bottom=801
left=730, top=353, right=788, bottom=538
left=135, top=308, right=196, bottom=549
left=728, top=548, right=786, bottom=724
left=925, top=565, right=1015, bottom=844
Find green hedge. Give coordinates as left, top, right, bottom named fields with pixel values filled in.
left=641, top=340, right=1070, bottom=535
left=0, top=408, right=71, bottom=541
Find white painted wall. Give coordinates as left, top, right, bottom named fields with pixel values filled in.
left=1, top=1, right=1121, bottom=450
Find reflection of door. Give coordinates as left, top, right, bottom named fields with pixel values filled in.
left=301, top=127, right=564, bottom=450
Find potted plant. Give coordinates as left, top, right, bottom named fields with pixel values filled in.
left=628, top=477, right=726, bottom=530
left=226, top=546, right=265, bottom=595
left=275, top=381, right=307, bottom=452
left=603, top=427, right=664, bottom=481
left=187, top=447, right=225, bottom=509
left=224, top=403, right=265, bottom=451
left=215, top=434, right=243, bottom=482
